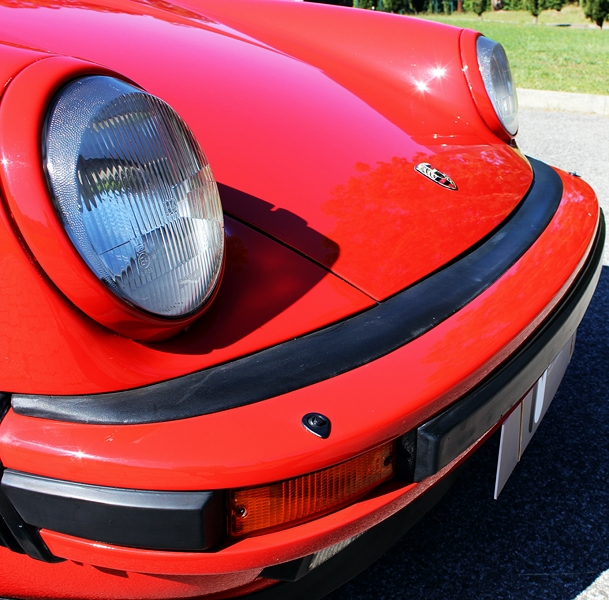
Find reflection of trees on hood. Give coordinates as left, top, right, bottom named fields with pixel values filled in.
left=323, top=149, right=530, bottom=299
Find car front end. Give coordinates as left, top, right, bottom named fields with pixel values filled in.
left=0, top=1, right=602, bottom=599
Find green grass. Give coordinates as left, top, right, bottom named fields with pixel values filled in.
left=418, top=7, right=609, bottom=95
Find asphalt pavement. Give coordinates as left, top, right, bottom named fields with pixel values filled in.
left=326, top=109, right=609, bottom=600
left=517, top=109, right=609, bottom=266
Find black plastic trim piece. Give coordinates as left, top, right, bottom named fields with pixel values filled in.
left=0, top=470, right=62, bottom=562
left=247, top=462, right=465, bottom=599
left=395, top=430, right=417, bottom=483
left=12, top=158, right=562, bottom=425
left=302, top=413, right=331, bottom=439
left=0, top=393, right=10, bottom=422
left=262, top=555, right=315, bottom=582
left=414, top=212, right=605, bottom=481
left=1, top=470, right=225, bottom=551
left=0, top=483, right=27, bottom=555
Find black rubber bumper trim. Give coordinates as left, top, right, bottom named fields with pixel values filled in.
left=0, top=467, right=62, bottom=562
left=0, top=470, right=225, bottom=551
left=414, top=212, right=605, bottom=481
left=12, top=158, right=563, bottom=425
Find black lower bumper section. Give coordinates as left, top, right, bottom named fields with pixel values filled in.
left=248, top=465, right=465, bottom=600
left=0, top=469, right=62, bottom=562
left=0, top=470, right=225, bottom=551
left=414, top=212, right=605, bottom=481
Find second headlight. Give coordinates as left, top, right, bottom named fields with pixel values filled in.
left=476, top=37, right=519, bottom=136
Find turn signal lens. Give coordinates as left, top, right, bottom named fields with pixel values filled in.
left=229, top=441, right=395, bottom=537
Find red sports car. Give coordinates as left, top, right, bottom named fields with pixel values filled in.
left=0, top=1, right=602, bottom=598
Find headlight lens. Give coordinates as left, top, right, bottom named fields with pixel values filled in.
left=476, top=37, right=518, bottom=136
left=44, top=76, right=224, bottom=318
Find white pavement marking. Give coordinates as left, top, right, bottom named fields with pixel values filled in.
left=575, top=572, right=609, bottom=600
left=516, top=109, right=609, bottom=265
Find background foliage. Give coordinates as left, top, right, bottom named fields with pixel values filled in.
left=424, top=12, right=609, bottom=94
left=308, top=0, right=608, bottom=25
left=583, top=0, right=609, bottom=26
left=307, top=1, right=609, bottom=90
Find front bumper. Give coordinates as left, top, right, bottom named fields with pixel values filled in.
left=0, top=208, right=604, bottom=562
left=0, top=160, right=602, bottom=598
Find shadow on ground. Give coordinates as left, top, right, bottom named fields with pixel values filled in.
left=327, top=267, right=609, bottom=600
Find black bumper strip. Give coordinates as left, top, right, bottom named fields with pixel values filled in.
left=0, top=468, right=62, bottom=562
left=1, top=470, right=225, bottom=551
left=414, top=213, right=605, bottom=481
left=13, top=158, right=563, bottom=425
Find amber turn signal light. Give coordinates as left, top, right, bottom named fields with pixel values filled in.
left=228, top=441, right=395, bottom=537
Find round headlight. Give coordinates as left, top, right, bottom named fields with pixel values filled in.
left=476, top=37, right=518, bottom=136
left=43, top=76, right=224, bottom=318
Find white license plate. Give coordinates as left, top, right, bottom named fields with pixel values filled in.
left=494, top=334, right=576, bottom=499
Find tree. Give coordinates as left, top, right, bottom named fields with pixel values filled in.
left=381, top=0, right=408, bottom=11
left=501, top=0, right=525, bottom=10
left=545, top=0, right=566, bottom=10
left=408, top=0, right=428, bottom=11
left=584, top=0, right=609, bottom=27
left=464, top=0, right=488, bottom=18
left=526, top=0, right=543, bottom=23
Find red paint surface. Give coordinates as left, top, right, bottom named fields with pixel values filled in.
left=0, top=544, right=277, bottom=598
left=0, top=171, right=598, bottom=492
left=0, top=193, right=373, bottom=393
left=0, top=0, right=531, bottom=306
left=0, top=0, right=536, bottom=392
left=0, top=2, right=601, bottom=598
left=0, top=43, right=44, bottom=91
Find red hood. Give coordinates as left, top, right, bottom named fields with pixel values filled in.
left=0, top=0, right=532, bottom=301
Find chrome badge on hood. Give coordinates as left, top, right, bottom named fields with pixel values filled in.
left=415, top=163, right=458, bottom=191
